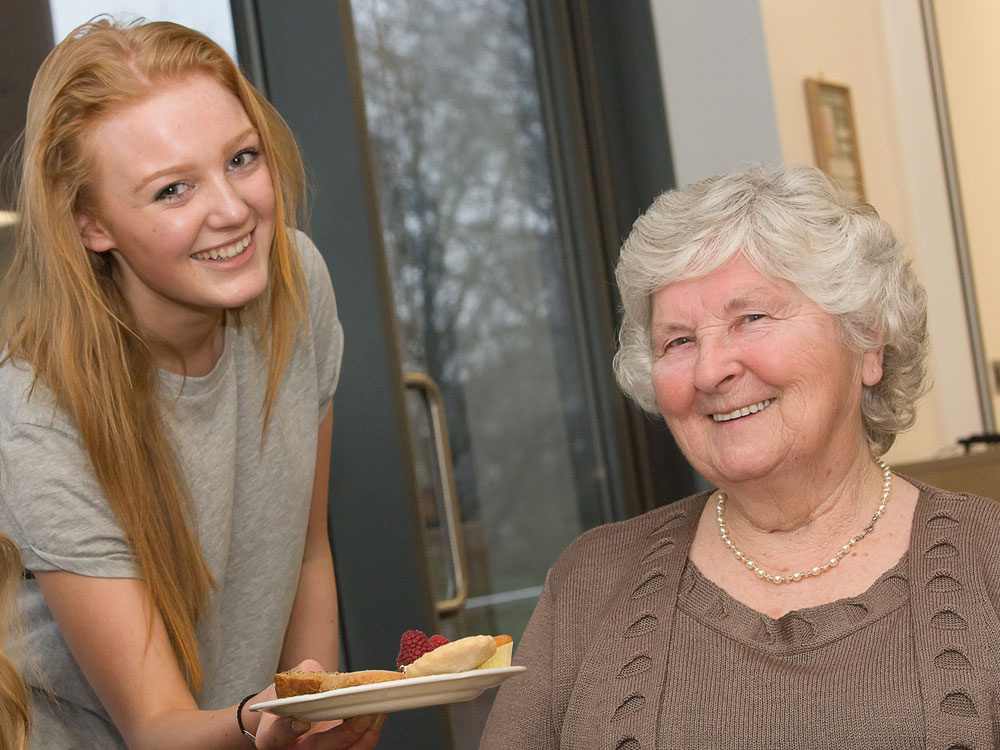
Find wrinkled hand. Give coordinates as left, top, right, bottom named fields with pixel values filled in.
left=253, top=660, right=387, bottom=749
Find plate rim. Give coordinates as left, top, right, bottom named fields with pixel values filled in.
left=249, top=665, right=527, bottom=712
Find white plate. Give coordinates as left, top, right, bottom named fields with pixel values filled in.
left=249, top=666, right=527, bottom=722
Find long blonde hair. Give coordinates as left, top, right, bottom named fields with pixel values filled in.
left=0, top=535, right=29, bottom=750
left=0, top=18, right=308, bottom=690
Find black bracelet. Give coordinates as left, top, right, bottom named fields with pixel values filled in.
left=237, top=693, right=258, bottom=743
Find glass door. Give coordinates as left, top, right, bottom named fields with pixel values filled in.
left=240, top=1, right=684, bottom=745
left=350, top=0, right=623, bottom=743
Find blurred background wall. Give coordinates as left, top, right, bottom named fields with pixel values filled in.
left=651, top=0, right=995, bottom=465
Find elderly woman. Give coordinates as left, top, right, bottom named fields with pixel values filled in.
left=481, top=163, right=1000, bottom=749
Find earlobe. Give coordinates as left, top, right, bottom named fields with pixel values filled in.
left=74, top=211, right=115, bottom=253
left=861, top=347, right=885, bottom=387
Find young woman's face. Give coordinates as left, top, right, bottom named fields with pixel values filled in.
left=76, top=74, right=276, bottom=334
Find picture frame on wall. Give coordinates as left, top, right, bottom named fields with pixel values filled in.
left=805, top=78, right=865, bottom=203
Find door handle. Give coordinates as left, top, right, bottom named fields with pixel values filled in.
left=403, top=372, right=469, bottom=615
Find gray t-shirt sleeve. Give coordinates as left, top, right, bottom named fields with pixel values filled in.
left=2, top=419, right=133, bottom=577
left=296, top=230, right=344, bottom=417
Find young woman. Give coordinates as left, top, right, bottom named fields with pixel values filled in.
left=0, top=18, right=382, bottom=749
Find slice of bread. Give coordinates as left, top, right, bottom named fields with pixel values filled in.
left=275, top=670, right=326, bottom=698
left=275, top=668, right=405, bottom=698
left=319, top=670, right=405, bottom=691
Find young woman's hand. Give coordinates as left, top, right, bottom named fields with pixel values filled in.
left=256, top=713, right=385, bottom=749
left=252, top=659, right=386, bottom=749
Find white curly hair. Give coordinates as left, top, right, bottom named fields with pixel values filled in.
left=613, top=163, right=928, bottom=455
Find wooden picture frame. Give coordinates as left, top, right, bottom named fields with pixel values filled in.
left=805, top=78, right=865, bottom=203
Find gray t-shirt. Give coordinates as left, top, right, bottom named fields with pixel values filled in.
left=0, top=232, right=343, bottom=748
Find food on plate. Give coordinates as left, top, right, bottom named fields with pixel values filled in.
left=396, top=629, right=515, bottom=675
left=477, top=634, right=514, bottom=670
left=275, top=630, right=514, bottom=699
left=320, top=670, right=406, bottom=691
left=274, top=669, right=405, bottom=699
left=396, top=629, right=446, bottom=669
left=403, top=634, right=497, bottom=677
left=275, top=670, right=326, bottom=698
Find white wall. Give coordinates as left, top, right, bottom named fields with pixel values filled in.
left=933, top=0, right=1000, bottom=423
left=761, top=0, right=983, bottom=463
left=649, top=1, right=783, bottom=185
left=48, top=1, right=237, bottom=59
left=648, top=0, right=983, bottom=464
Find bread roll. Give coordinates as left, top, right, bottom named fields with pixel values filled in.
left=403, top=635, right=497, bottom=677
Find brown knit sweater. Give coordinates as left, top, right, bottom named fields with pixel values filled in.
left=480, top=484, right=1000, bottom=749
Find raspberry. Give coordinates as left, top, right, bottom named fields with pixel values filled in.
left=396, top=629, right=433, bottom=669
left=428, top=634, right=450, bottom=649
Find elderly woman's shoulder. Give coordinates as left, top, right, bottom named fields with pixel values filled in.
left=911, top=481, right=1000, bottom=584
left=545, top=492, right=709, bottom=589
left=912, top=483, right=1000, bottom=614
left=914, top=480, right=1000, bottom=531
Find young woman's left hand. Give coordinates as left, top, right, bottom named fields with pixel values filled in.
left=255, top=710, right=386, bottom=749
left=251, top=659, right=385, bottom=749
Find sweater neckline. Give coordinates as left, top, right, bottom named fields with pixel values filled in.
left=158, top=321, right=233, bottom=399
left=678, top=554, right=911, bottom=654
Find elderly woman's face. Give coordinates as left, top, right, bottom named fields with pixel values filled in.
left=649, top=255, right=883, bottom=487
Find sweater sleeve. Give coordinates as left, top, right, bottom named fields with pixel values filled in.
left=480, top=569, right=560, bottom=749
left=295, top=230, right=344, bottom=417
left=1, top=419, right=133, bottom=577
left=974, top=495, right=1000, bottom=657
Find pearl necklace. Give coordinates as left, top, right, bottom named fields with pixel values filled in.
left=715, top=458, right=892, bottom=584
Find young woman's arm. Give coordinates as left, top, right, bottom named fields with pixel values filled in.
left=279, top=401, right=339, bottom=670
left=36, top=571, right=249, bottom=748
left=36, top=570, right=382, bottom=749
left=33, top=403, right=382, bottom=749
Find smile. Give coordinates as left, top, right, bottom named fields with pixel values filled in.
left=192, top=233, right=250, bottom=261
left=711, top=398, right=773, bottom=422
